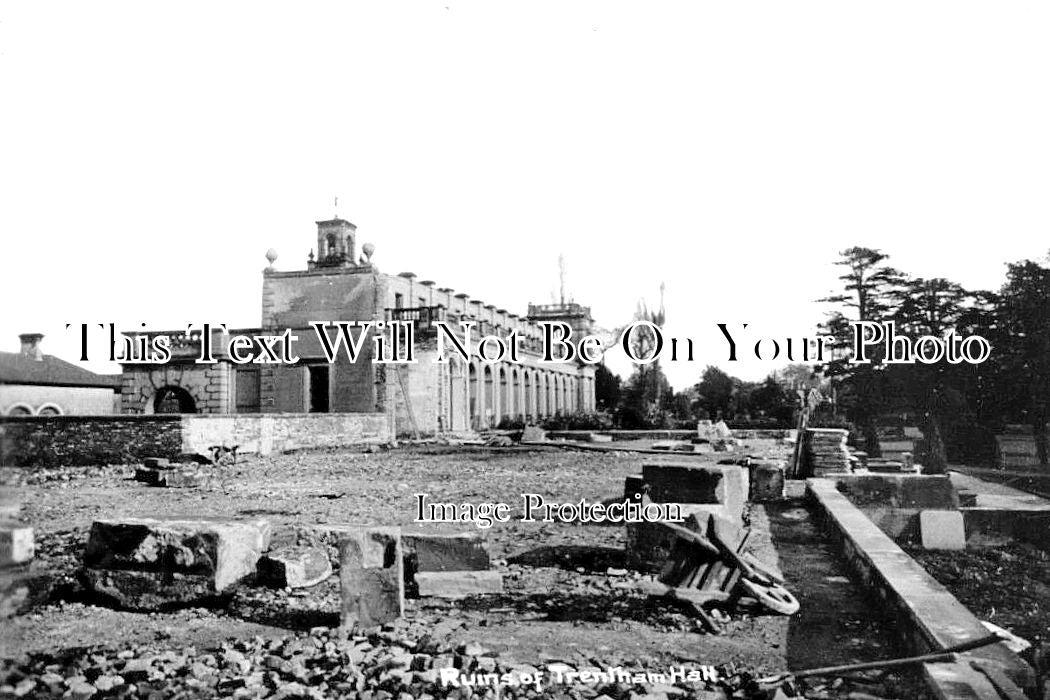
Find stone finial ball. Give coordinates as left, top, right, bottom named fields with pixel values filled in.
left=362, top=242, right=376, bottom=259
left=265, top=248, right=278, bottom=264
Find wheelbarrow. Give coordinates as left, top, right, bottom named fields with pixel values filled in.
left=639, top=513, right=799, bottom=632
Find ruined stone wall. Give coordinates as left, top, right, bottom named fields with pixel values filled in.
left=0, top=412, right=395, bottom=466
left=180, top=413, right=394, bottom=455
left=0, top=415, right=184, bottom=467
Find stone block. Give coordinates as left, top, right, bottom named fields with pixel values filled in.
left=0, top=523, right=33, bottom=567
left=749, top=460, right=785, bottom=502
left=415, top=571, right=503, bottom=598
left=920, top=510, right=966, bottom=550
left=642, top=462, right=748, bottom=517
left=338, top=526, right=403, bottom=629
left=158, top=469, right=207, bottom=488
left=137, top=467, right=206, bottom=487
left=80, top=517, right=271, bottom=609
left=134, top=467, right=160, bottom=484
left=624, top=474, right=645, bottom=502
left=586, top=433, right=613, bottom=443
left=142, top=457, right=171, bottom=469
left=835, top=475, right=959, bottom=510
left=402, top=531, right=490, bottom=573
left=257, top=545, right=332, bottom=588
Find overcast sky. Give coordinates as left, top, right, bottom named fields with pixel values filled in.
left=2, top=2, right=1048, bottom=388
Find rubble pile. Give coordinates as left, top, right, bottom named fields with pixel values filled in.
left=0, top=621, right=789, bottom=700
left=803, top=429, right=851, bottom=477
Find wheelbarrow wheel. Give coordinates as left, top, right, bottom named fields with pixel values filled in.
left=741, top=578, right=800, bottom=615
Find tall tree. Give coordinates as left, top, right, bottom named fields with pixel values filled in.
left=594, top=362, right=622, bottom=412
left=618, top=286, right=673, bottom=428
left=889, top=277, right=986, bottom=472
left=818, top=247, right=907, bottom=454
left=693, top=365, right=736, bottom=421
left=991, top=260, right=1050, bottom=465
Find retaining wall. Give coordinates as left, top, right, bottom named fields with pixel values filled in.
left=807, top=478, right=1034, bottom=697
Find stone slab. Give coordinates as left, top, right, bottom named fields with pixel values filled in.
left=81, top=516, right=271, bottom=609
left=401, top=531, right=491, bottom=573
left=135, top=467, right=206, bottom=487
left=641, top=462, right=748, bottom=518
left=338, top=526, right=403, bottom=629
left=749, top=460, right=785, bottom=502
left=414, top=571, right=504, bottom=598
left=923, top=661, right=1002, bottom=700
left=962, top=509, right=1050, bottom=549
left=0, top=523, right=34, bottom=567
left=257, top=545, right=332, bottom=588
left=834, top=474, right=960, bottom=510
left=920, top=510, right=966, bottom=550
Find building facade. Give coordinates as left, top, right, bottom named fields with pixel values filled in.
left=1, top=334, right=121, bottom=415
left=121, top=217, right=597, bottom=435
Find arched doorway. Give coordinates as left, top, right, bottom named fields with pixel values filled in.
left=153, top=386, right=197, bottom=414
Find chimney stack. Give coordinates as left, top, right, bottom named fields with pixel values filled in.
left=19, top=333, right=44, bottom=361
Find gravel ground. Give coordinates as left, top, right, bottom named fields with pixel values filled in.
left=0, top=444, right=916, bottom=699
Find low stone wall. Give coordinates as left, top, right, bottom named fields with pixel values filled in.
left=1, top=412, right=395, bottom=466
left=829, top=474, right=960, bottom=544
left=180, top=413, right=394, bottom=456
left=0, top=415, right=183, bottom=467
left=807, top=478, right=1034, bottom=695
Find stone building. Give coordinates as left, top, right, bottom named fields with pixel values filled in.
left=121, top=217, right=597, bottom=435
left=1, top=334, right=121, bottom=415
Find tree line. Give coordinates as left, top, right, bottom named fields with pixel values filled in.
left=596, top=247, right=1050, bottom=468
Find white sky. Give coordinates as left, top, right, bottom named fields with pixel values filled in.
left=1, top=2, right=1048, bottom=389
